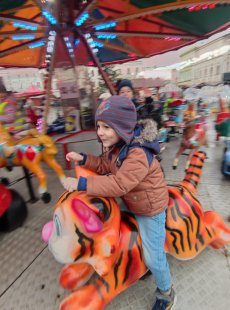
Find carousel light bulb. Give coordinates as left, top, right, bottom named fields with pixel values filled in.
left=47, top=46, right=53, bottom=53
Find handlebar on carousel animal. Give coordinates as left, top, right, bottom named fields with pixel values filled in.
left=42, top=152, right=230, bottom=310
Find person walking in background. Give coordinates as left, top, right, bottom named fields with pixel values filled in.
left=25, top=99, right=38, bottom=128
left=163, top=91, right=177, bottom=115
left=117, top=79, right=142, bottom=109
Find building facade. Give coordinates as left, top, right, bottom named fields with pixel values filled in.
left=0, top=68, right=43, bottom=92
left=88, top=60, right=178, bottom=89
left=178, top=34, right=230, bottom=86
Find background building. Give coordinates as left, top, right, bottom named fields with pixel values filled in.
left=178, top=34, right=230, bottom=86
left=0, top=68, right=43, bottom=92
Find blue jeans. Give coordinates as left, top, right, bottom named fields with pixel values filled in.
left=119, top=202, right=172, bottom=293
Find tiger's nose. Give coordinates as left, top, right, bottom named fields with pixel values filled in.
left=42, top=221, right=53, bottom=242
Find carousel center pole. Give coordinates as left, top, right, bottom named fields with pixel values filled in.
left=42, top=34, right=57, bottom=135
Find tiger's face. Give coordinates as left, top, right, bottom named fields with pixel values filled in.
left=42, top=191, right=121, bottom=275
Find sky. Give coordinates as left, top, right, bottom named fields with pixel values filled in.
left=142, top=27, right=230, bottom=69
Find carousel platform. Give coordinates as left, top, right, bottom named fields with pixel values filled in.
left=0, top=124, right=230, bottom=310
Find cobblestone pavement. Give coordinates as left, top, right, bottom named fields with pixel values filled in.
left=0, top=123, right=230, bottom=310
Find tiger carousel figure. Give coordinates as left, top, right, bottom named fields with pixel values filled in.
left=0, top=124, right=66, bottom=203
left=42, top=152, right=230, bottom=310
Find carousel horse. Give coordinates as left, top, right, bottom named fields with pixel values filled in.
left=42, top=152, right=230, bottom=310
left=173, top=115, right=206, bottom=171
left=0, top=124, right=66, bottom=203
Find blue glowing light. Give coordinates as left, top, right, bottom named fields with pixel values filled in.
left=75, top=39, right=80, bottom=45
left=97, top=35, right=116, bottom=39
left=42, top=9, right=57, bottom=24
left=95, top=22, right=116, bottom=30
left=12, top=36, right=35, bottom=40
left=76, top=12, right=89, bottom=26
left=90, top=41, right=104, bottom=48
left=13, top=23, right=37, bottom=30
left=29, top=42, right=45, bottom=49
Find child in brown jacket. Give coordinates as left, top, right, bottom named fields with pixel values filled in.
left=63, top=96, right=176, bottom=310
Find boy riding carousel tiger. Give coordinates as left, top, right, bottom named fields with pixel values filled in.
left=63, top=96, right=176, bottom=310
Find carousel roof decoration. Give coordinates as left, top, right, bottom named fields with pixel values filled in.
left=0, top=1, right=230, bottom=68
left=0, top=0, right=230, bottom=128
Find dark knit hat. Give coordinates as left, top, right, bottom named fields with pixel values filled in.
left=117, top=79, right=134, bottom=94
left=0, top=78, right=7, bottom=94
left=95, top=95, right=137, bottom=144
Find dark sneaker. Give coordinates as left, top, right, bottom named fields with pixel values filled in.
left=152, top=287, right=177, bottom=310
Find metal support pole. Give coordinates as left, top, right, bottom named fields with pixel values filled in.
left=22, top=167, right=39, bottom=203
left=42, top=34, right=57, bottom=135
left=78, top=29, right=116, bottom=95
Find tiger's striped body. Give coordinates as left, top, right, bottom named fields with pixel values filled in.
left=43, top=152, right=230, bottom=310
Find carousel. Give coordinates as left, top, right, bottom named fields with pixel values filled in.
left=1, top=1, right=230, bottom=310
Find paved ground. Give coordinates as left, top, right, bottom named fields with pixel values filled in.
left=0, top=120, right=230, bottom=310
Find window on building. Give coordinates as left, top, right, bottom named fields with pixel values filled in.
left=8, top=76, right=10, bottom=80
left=216, top=65, right=220, bottom=75
left=204, top=68, right=207, bottom=76
left=127, top=68, right=131, bottom=75
left=210, top=67, right=213, bottom=75
left=17, top=75, right=20, bottom=79
left=91, top=70, right=94, bottom=77
left=136, top=67, right=139, bottom=74
left=26, top=74, right=28, bottom=78
left=37, top=82, right=41, bottom=88
left=200, top=70, right=202, bottom=77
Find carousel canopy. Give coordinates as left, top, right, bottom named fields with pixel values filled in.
left=0, top=1, right=229, bottom=68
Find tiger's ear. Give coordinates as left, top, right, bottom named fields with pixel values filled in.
left=71, top=198, right=103, bottom=233
left=75, top=164, right=98, bottom=179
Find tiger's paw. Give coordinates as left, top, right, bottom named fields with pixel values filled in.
left=60, top=263, right=94, bottom=290
left=59, top=285, right=103, bottom=310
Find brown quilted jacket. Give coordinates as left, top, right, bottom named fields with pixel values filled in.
left=82, top=120, right=169, bottom=217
